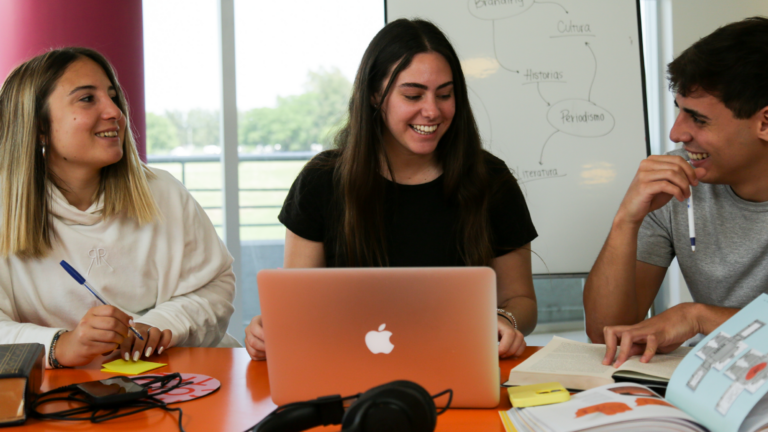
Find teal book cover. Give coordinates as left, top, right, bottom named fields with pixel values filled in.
left=667, top=294, right=768, bottom=432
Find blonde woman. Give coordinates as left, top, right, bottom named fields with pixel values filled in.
left=0, top=47, right=236, bottom=368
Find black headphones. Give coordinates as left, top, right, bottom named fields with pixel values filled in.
left=248, top=380, right=452, bottom=432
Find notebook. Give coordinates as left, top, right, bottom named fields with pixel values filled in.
left=257, top=267, right=500, bottom=408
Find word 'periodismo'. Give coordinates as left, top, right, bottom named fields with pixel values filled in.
left=560, top=109, right=606, bottom=124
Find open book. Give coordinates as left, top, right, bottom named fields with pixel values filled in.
left=505, top=336, right=690, bottom=391
left=501, top=294, right=768, bottom=432
left=501, top=382, right=710, bottom=432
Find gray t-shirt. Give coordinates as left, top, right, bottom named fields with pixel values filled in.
left=637, top=149, right=768, bottom=308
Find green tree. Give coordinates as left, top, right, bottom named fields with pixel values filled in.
left=239, top=68, right=351, bottom=151
left=163, top=110, right=189, bottom=146
left=187, top=109, right=220, bottom=147
left=162, top=109, right=220, bottom=150
left=145, top=112, right=180, bottom=154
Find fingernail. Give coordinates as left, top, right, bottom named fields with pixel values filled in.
left=133, top=351, right=140, bottom=362
left=158, top=347, right=164, bottom=355
left=146, top=347, right=153, bottom=357
left=124, top=353, right=130, bottom=361
left=129, top=319, right=135, bottom=326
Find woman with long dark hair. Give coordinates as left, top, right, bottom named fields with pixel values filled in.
left=246, top=19, right=538, bottom=360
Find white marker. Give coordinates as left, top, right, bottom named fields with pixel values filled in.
left=688, top=185, right=696, bottom=252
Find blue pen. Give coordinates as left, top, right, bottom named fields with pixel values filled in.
left=59, top=260, right=144, bottom=340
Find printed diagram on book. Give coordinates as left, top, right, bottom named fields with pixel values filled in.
left=575, top=386, right=674, bottom=420
left=686, top=320, right=767, bottom=415
left=467, top=0, right=616, bottom=182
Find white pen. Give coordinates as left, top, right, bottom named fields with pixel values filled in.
left=688, top=185, right=696, bottom=252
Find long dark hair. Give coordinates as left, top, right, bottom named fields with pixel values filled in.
left=330, top=18, right=494, bottom=267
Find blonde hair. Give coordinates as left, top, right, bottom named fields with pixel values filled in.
left=0, top=47, right=159, bottom=259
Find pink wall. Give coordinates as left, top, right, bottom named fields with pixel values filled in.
left=0, top=0, right=147, bottom=160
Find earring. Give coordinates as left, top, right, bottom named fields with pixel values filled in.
left=41, top=142, right=46, bottom=157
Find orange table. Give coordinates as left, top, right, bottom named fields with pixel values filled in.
left=17, top=346, right=541, bottom=431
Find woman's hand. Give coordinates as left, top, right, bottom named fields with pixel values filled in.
left=120, top=322, right=173, bottom=362
left=245, top=315, right=266, bottom=361
left=55, top=305, right=132, bottom=367
left=498, top=316, right=526, bottom=358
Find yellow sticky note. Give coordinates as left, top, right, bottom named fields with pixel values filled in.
left=101, top=359, right=167, bottom=375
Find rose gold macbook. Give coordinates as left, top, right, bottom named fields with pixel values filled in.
left=257, top=267, right=500, bottom=408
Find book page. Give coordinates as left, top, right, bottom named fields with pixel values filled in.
left=511, top=336, right=687, bottom=379
left=667, top=294, right=768, bottom=432
left=501, top=383, right=706, bottom=432
left=510, top=336, right=617, bottom=379
left=740, top=394, right=768, bottom=432
left=616, top=347, right=691, bottom=380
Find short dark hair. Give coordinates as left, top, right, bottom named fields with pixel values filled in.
left=668, top=16, right=768, bottom=119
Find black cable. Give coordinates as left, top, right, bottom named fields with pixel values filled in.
left=31, top=373, right=187, bottom=432
left=159, top=404, right=185, bottom=431
left=432, top=389, right=453, bottom=415
left=255, top=392, right=359, bottom=427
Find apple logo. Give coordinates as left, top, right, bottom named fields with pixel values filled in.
left=365, top=323, right=394, bottom=354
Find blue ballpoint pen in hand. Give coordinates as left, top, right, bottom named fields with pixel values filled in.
left=59, top=260, right=144, bottom=341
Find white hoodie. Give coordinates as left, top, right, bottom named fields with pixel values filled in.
left=0, top=167, right=236, bottom=367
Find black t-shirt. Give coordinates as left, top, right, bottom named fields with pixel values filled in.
left=278, top=150, right=537, bottom=267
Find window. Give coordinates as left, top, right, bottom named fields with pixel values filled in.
left=143, top=0, right=224, bottom=237
left=234, top=0, right=384, bottom=333
left=144, top=0, right=384, bottom=342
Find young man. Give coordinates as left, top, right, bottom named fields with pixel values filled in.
left=583, top=17, right=768, bottom=368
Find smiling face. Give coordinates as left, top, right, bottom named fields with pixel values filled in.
left=379, top=52, right=455, bottom=160
left=670, top=89, right=766, bottom=189
left=46, top=57, right=126, bottom=178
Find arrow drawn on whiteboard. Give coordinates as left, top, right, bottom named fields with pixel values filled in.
left=522, top=80, right=566, bottom=105
left=539, top=130, right=560, bottom=165
left=537, top=82, right=550, bottom=106
left=492, top=21, right=520, bottom=74
left=586, top=42, right=597, bottom=102
left=534, top=0, right=568, bottom=14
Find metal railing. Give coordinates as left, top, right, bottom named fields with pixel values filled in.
left=147, top=151, right=315, bottom=228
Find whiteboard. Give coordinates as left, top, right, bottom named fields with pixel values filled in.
left=386, top=0, right=649, bottom=275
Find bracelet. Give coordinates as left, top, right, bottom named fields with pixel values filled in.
left=497, top=308, right=517, bottom=330
left=497, top=313, right=514, bottom=328
left=49, top=329, right=68, bottom=369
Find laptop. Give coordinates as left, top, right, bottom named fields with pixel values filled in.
left=257, top=267, right=500, bottom=408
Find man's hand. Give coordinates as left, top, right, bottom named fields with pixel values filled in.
left=616, top=155, right=705, bottom=226
left=602, top=303, right=701, bottom=367
left=498, top=316, right=526, bottom=358
left=583, top=155, right=703, bottom=344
